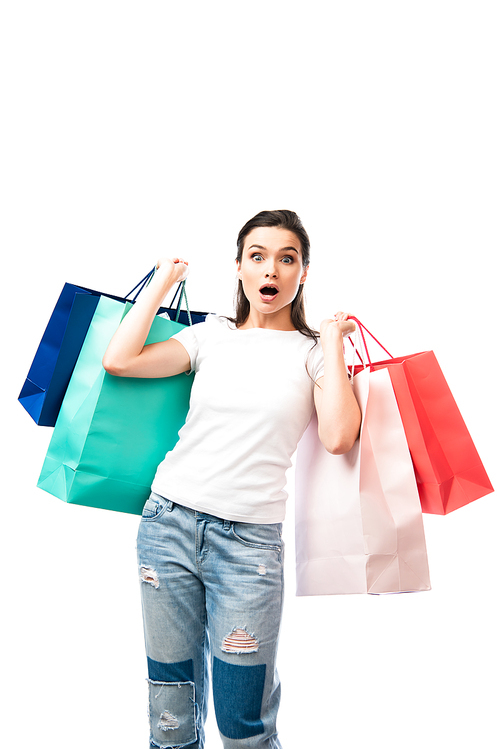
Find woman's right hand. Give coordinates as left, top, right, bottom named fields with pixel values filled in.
left=103, top=256, right=191, bottom=378
left=156, top=257, right=190, bottom=283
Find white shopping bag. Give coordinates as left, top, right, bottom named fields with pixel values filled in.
left=295, top=367, right=431, bottom=595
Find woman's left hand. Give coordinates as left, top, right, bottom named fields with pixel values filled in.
left=320, top=312, right=356, bottom=341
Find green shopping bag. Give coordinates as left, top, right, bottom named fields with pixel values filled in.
left=37, top=294, right=196, bottom=515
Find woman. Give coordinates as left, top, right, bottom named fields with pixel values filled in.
left=103, top=210, right=361, bottom=749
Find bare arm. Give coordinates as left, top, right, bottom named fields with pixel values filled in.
left=102, top=258, right=191, bottom=378
left=314, top=313, right=362, bottom=454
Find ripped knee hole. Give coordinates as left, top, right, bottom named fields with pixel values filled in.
left=140, top=566, right=159, bottom=589
left=221, top=628, right=259, bottom=654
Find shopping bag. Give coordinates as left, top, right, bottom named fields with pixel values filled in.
left=19, top=271, right=205, bottom=426
left=295, top=367, right=431, bottom=595
left=348, top=318, right=494, bottom=515
left=37, top=290, right=206, bottom=515
left=19, top=283, right=102, bottom=425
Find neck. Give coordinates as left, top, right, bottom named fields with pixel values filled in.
left=238, top=304, right=296, bottom=331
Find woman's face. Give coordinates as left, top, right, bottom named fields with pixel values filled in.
left=236, top=226, right=309, bottom=322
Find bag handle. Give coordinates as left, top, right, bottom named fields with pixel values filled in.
left=168, top=279, right=192, bottom=325
left=346, top=322, right=364, bottom=382
left=346, top=316, right=393, bottom=369
left=125, top=269, right=155, bottom=301
left=125, top=268, right=192, bottom=325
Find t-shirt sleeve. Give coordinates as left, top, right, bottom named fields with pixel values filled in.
left=307, top=340, right=325, bottom=382
left=170, top=320, right=205, bottom=373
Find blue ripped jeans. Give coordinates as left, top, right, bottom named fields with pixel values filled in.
left=136, top=493, right=284, bottom=749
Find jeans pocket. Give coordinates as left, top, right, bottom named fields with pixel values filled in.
left=230, top=522, right=283, bottom=551
left=141, top=492, right=173, bottom=521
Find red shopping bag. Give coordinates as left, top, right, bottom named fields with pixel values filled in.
left=348, top=318, right=494, bottom=515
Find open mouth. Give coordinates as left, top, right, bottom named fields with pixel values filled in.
left=259, top=285, right=279, bottom=298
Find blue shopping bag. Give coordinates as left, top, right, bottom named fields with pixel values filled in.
left=18, top=271, right=202, bottom=426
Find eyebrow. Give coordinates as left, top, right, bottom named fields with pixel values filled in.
left=248, top=244, right=299, bottom=254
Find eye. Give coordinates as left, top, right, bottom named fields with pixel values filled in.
left=281, top=256, right=294, bottom=264
left=251, top=253, right=264, bottom=262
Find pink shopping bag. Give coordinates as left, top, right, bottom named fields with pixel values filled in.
left=295, top=366, right=431, bottom=595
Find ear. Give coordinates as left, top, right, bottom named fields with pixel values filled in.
left=236, top=259, right=242, bottom=279
left=300, top=265, right=309, bottom=285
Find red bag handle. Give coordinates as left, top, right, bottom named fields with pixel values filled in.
left=346, top=316, right=393, bottom=368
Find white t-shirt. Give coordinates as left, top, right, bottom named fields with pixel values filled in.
left=151, top=315, right=324, bottom=523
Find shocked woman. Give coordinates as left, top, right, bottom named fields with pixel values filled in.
left=103, top=209, right=361, bottom=749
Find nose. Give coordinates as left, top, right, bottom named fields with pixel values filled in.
left=265, top=264, right=278, bottom=279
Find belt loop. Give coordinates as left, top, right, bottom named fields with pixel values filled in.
left=166, top=500, right=174, bottom=513
left=223, top=519, right=231, bottom=530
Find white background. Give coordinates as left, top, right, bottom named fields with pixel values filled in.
left=2, top=2, right=499, bottom=747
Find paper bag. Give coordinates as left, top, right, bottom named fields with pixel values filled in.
left=37, top=294, right=201, bottom=514
left=295, top=367, right=431, bottom=595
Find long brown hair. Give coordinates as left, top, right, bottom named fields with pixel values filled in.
left=229, top=209, right=318, bottom=342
